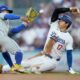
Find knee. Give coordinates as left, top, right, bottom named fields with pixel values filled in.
left=11, top=50, right=22, bottom=55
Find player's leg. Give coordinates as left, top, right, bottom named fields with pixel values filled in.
left=2, top=36, right=23, bottom=65
left=0, top=32, right=14, bottom=68
left=35, top=58, right=57, bottom=72
left=2, top=51, right=13, bottom=67
left=29, top=55, right=58, bottom=72
left=2, top=37, right=24, bottom=72
left=21, top=56, right=43, bottom=68
left=0, top=34, right=23, bottom=71
left=21, top=55, right=58, bottom=72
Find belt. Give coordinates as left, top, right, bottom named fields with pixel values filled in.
left=45, top=54, right=60, bottom=61
left=45, top=54, right=53, bottom=59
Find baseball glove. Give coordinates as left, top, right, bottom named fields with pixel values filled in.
left=26, top=7, right=39, bottom=22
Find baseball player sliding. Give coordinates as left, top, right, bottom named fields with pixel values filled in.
left=20, top=7, right=79, bottom=74
left=0, top=7, right=79, bottom=74
left=0, top=5, right=38, bottom=73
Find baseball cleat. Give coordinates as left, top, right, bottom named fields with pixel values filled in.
left=10, top=64, right=25, bottom=73
left=68, top=68, right=76, bottom=74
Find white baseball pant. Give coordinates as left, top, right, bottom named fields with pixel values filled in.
left=0, top=31, right=20, bottom=54
left=21, top=55, right=59, bottom=72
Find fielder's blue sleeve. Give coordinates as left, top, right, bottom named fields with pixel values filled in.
left=4, top=14, right=20, bottom=20
left=10, top=24, right=26, bottom=33
left=66, top=50, right=72, bottom=70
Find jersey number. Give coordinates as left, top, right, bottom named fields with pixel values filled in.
left=57, top=44, right=63, bottom=50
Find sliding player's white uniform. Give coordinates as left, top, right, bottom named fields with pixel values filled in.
left=0, top=13, right=20, bottom=54
left=21, top=21, right=73, bottom=72
left=2, top=21, right=73, bottom=73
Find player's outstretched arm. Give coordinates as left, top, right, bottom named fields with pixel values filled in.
left=3, top=13, right=29, bottom=23
left=3, top=7, right=39, bottom=23
left=28, top=38, right=56, bottom=60
left=10, top=22, right=28, bottom=33
left=51, top=8, right=70, bottom=22
left=51, top=7, right=80, bottom=22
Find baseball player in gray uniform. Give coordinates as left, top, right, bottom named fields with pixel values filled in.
left=0, top=5, right=30, bottom=72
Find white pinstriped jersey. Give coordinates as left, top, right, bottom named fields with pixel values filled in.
left=0, top=12, right=20, bottom=54
left=0, top=13, right=10, bottom=35
left=45, top=21, right=73, bottom=59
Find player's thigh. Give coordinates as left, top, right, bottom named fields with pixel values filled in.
left=5, top=37, right=20, bottom=54
left=21, top=56, right=47, bottom=68
left=0, top=32, right=20, bottom=54
left=38, top=59, right=57, bottom=72
left=0, top=35, right=20, bottom=54
left=31, top=57, right=58, bottom=72
left=0, top=32, right=7, bottom=45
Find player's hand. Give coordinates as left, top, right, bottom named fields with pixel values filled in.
left=26, top=7, right=39, bottom=22
left=70, top=7, right=80, bottom=15
left=21, top=8, right=39, bottom=24
left=21, top=16, right=30, bottom=24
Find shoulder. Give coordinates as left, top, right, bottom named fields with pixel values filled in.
left=0, top=13, right=7, bottom=16
left=50, top=21, right=58, bottom=27
left=0, top=13, right=7, bottom=19
left=50, top=21, right=59, bottom=31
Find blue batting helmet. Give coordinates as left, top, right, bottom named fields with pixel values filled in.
left=58, top=15, right=72, bottom=28
left=0, top=5, right=13, bottom=13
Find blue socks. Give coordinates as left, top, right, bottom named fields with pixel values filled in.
left=2, top=52, right=13, bottom=67
left=15, top=51, right=23, bottom=64
left=2, top=51, right=23, bottom=67
left=66, top=50, right=72, bottom=70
